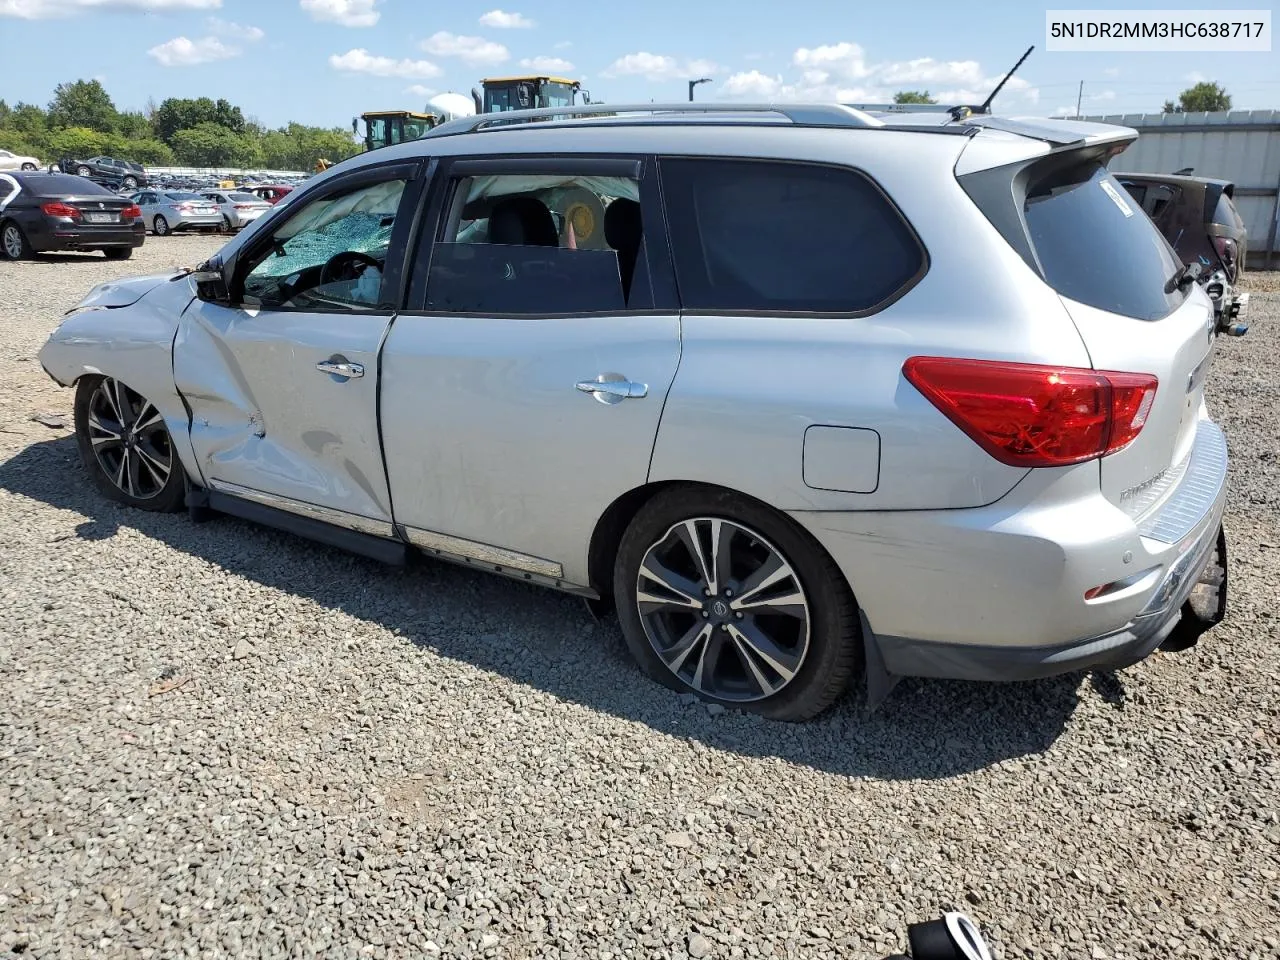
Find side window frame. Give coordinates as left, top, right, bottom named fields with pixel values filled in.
left=656, top=155, right=929, bottom=319
left=226, top=159, right=427, bottom=314
left=404, top=153, right=679, bottom=317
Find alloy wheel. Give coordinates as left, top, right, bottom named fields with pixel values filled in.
left=2, top=224, right=24, bottom=259
left=635, top=517, right=811, bottom=702
left=86, top=378, right=173, bottom=500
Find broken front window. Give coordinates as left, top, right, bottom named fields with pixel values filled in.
left=241, top=178, right=407, bottom=312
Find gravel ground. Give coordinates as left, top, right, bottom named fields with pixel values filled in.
left=1, top=237, right=1278, bottom=960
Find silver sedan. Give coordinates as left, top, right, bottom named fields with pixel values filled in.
left=200, top=190, right=273, bottom=231
left=130, top=190, right=223, bottom=236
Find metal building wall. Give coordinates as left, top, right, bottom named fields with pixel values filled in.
left=1084, top=109, right=1280, bottom=269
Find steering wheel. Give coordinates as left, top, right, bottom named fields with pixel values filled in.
left=319, top=250, right=381, bottom=286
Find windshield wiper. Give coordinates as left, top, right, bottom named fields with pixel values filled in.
left=1165, top=261, right=1202, bottom=294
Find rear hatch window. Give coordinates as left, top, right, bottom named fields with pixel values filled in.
left=1024, top=162, right=1187, bottom=321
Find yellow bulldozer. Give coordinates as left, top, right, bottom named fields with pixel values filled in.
left=356, top=75, right=592, bottom=153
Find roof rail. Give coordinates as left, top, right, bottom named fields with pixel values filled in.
left=423, top=101, right=887, bottom=137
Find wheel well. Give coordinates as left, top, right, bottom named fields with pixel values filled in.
left=586, top=480, right=858, bottom=613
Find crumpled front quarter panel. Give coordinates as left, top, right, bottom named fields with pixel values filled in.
left=38, top=274, right=201, bottom=482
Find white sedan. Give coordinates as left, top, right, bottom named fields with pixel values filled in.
left=0, top=148, right=41, bottom=172
left=200, top=190, right=273, bottom=230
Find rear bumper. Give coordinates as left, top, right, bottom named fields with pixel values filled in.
left=791, top=416, right=1230, bottom=682
left=165, top=214, right=223, bottom=232
left=30, top=219, right=146, bottom=251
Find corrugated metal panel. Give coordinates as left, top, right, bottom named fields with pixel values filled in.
left=1083, top=109, right=1280, bottom=267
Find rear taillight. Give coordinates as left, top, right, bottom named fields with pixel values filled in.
left=234, top=203, right=253, bottom=210
left=177, top=203, right=195, bottom=212
left=903, top=357, right=1159, bottom=468
left=41, top=201, right=80, bottom=219
left=120, top=204, right=142, bottom=220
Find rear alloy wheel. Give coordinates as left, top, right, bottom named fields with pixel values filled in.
left=222, top=214, right=233, bottom=232
left=153, top=215, right=169, bottom=236
left=1, top=221, right=32, bottom=260
left=74, top=376, right=185, bottom=512
left=614, top=487, right=861, bottom=721
left=20, top=162, right=36, bottom=171
left=122, top=176, right=138, bottom=190
left=76, top=165, right=92, bottom=177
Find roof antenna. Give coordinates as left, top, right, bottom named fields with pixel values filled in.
left=957, top=44, right=1034, bottom=120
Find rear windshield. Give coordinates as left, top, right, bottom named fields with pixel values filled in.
left=229, top=192, right=261, bottom=202
left=1024, top=162, right=1187, bottom=321
left=165, top=192, right=204, bottom=201
left=26, top=174, right=113, bottom=197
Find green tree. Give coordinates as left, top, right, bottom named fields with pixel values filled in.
left=115, top=110, right=153, bottom=141
left=153, top=96, right=246, bottom=145
left=3, top=103, right=50, bottom=144
left=45, top=126, right=113, bottom=161
left=1163, top=81, right=1231, bottom=113
left=0, top=100, right=9, bottom=126
left=894, top=90, right=937, bottom=104
left=171, top=121, right=259, bottom=167
left=213, top=98, right=245, bottom=133
left=122, top=139, right=175, bottom=165
left=47, top=79, right=118, bottom=132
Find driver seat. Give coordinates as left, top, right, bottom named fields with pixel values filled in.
left=488, top=197, right=559, bottom=247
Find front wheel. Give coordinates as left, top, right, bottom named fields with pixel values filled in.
left=74, top=376, right=185, bottom=512
left=20, top=162, right=36, bottom=171
left=153, top=215, right=169, bottom=236
left=613, top=486, right=862, bottom=721
left=76, top=165, right=92, bottom=177
left=122, top=176, right=138, bottom=189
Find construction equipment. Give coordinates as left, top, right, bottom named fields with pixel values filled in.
left=354, top=78, right=591, bottom=153
left=355, top=110, right=442, bottom=153
left=470, top=75, right=591, bottom=114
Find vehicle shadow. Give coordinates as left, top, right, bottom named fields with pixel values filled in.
left=0, top=436, right=1090, bottom=781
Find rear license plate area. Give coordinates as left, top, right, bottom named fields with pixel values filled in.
left=84, top=212, right=116, bottom=224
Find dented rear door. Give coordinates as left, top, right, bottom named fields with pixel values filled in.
left=174, top=162, right=422, bottom=535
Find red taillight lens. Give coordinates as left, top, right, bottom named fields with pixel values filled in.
left=41, top=201, right=80, bottom=219
left=234, top=203, right=253, bottom=210
left=1212, top=236, right=1236, bottom=266
left=903, top=357, right=1159, bottom=468
left=120, top=204, right=142, bottom=220
left=177, top=203, right=195, bottom=212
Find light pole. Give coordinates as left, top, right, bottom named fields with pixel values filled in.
left=688, top=78, right=712, bottom=101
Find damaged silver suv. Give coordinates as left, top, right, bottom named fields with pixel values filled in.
left=40, top=102, right=1232, bottom=721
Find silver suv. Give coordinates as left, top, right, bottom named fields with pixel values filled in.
left=38, top=103, right=1231, bottom=721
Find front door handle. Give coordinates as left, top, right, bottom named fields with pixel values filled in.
left=317, top=359, right=364, bottom=379
left=575, top=375, right=648, bottom=404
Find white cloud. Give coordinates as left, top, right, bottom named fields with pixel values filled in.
left=1102, top=66, right=1121, bottom=78
left=603, top=52, right=718, bottom=82
left=1, top=0, right=217, bottom=16
left=520, top=55, right=574, bottom=73
left=422, top=30, right=508, bottom=65
left=148, top=34, right=238, bottom=66
left=329, top=47, right=440, bottom=79
left=717, top=44, right=1040, bottom=109
left=1092, top=89, right=1117, bottom=101
left=478, top=8, right=532, bottom=28
left=300, top=0, right=377, bottom=27
left=205, top=15, right=262, bottom=40
left=721, top=70, right=783, bottom=98
left=404, top=84, right=436, bottom=98
left=1185, top=70, right=1207, bottom=83
left=553, top=40, right=572, bottom=50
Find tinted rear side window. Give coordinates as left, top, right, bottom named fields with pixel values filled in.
left=1212, top=192, right=1244, bottom=229
left=660, top=158, right=925, bottom=314
left=1025, top=162, right=1186, bottom=321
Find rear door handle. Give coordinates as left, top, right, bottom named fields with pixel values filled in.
left=575, top=376, right=648, bottom=404
left=317, top=359, right=364, bottom=379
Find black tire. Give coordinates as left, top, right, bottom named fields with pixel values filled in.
left=76, top=165, right=92, bottom=177
left=153, top=215, right=169, bottom=236
left=613, top=485, right=861, bottom=721
left=222, top=214, right=233, bottom=232
left=74, top=375, right=185, bottom=513
left=1, top=220, right=33, bottom=260
left=20, top=162, right=36, bottom=171
left=122, top=176, right=138, bottom=190
left=103, top=247, right=133, bottom=261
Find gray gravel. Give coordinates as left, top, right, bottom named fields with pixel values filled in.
left=2, top=237, right=1279, bottom=960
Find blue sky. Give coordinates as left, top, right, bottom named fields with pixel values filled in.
left=1, top=0, right=1276, bottom=129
